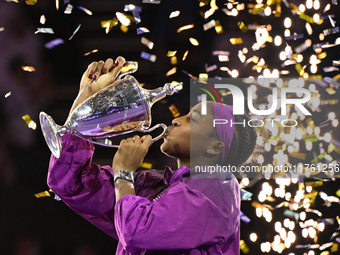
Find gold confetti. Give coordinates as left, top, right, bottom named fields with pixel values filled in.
left=120, top=25, right=129, bottom=33
left=240, top=240, right=250, bottom=254
left=5, top=92, right=11, bottom=98
left=140, top=162, right=152, bottom=169
left=214, top=20, right=223, bottom=34
left=26, top=0, right=37, bottom=5
left=167, top=51, right=177, bottom=57
left=177, top=24, right=194, bottom=33
left=166, top=67, right=177, bottom=76
left=22, top=66, right=36, bottom=72
left=83, top=49, right=98, bottom=56
left=55, top=0, right=59, bottom=10
left=238, top=21, right=248, bottom=32
left=311, top=151, right=327, bottom=163
left=170, top=56, right=177, bottom=65
left=230, top=38, right=243, bottom=45
left=22, top=114, right=37, bottom=130
left=182, top=50, right=189, bottom=61
left=169, top=104, right=180, bottom=117
left=189, top=37, right=199, bottom=46
left=34, top=191, right=51, bottom=198
left=101, top=18, right=118, bottom=34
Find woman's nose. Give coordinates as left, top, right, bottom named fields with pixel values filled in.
left=172, top=117, right=181, bottom=127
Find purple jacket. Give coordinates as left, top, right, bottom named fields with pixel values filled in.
left=47, top=133, right=240, bottom=255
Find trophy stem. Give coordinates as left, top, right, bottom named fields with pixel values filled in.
left=39, top=112, right=65, bottom=158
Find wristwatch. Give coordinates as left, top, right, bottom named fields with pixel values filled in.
left=114, top=170, right=134, bottom=183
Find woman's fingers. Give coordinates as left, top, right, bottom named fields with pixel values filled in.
left=102, top=58, right=114, bottom=74
left=88, top=62, right=98, bottom=78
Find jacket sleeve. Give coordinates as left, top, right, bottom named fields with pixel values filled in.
left=114, top=181, right=237, bottom=253
left=47, top=133, right=118, bottom=239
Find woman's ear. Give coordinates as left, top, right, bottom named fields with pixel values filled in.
left=207, top=141, right=225, bottom=155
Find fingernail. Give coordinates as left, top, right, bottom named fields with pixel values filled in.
left=114, top=61, right=119, bottom=67
left=92, top=74, right=98, bottom=80
left=89, top=73, right=93, bottom=78
left=123, top=62, right=129, bottom=67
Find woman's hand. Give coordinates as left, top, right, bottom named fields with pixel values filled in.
left=112, top=135, right=152, bottom=174
left=68, top=56, right=126, bottom=117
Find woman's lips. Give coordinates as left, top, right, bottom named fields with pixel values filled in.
left=163, top=127, right=170, bottom=138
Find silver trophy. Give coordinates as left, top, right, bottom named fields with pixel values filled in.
left=39, top=62, right=182, bottom=158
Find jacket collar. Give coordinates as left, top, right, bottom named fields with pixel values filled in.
left=163, top=165, right=190, bottom=185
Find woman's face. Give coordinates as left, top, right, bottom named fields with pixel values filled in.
left=160, top=102, right=219, bottom=159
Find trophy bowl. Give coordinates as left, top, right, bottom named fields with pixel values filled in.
left=40, top=62, right=182, bottom=158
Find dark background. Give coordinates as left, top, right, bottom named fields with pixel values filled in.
left=0, top=0, right=340, bottom=254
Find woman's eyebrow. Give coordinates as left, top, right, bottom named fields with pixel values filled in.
left=192, top=109, right=202, bottom=118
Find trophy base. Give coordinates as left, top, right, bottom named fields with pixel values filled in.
left=39, top=112, right=62, bottom=158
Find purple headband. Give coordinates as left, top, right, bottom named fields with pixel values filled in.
left=211, top=102, right=235, bottom=163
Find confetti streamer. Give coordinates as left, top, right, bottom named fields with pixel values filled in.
left=305, top=22, right=313, bottom=35
left=56, top=0, right=59, bottom=10
left=142, top=0, right=161, bottom=3
left=64, top=4, right=73, bottom=14
left=22, top=115, right=37, bottom=130
left=35, top=28, right=54, bottom=34
left=140, top=51, right=156, bottom=62
left=324, top=77, right=340, bottom=88
left=285, top=34, right=304, bottom=40
left=69, top=24, right=81, bottom=40
left=137, top=27, right=150, bottom=34
left=5, top=92, right=11, bottom=98
left=295, top=39, right=312, bottom=53
left=240, top=212, right=251, bottom=223
left=169, top=11, right=180, bottom=18
left=22, top=66, right=36, bottom=72
left=182, top=51, right=188, bottom=61
left=177, top=24, right=194, bottom=33
left=83, top=49, right=98, bottom=56
left=116, top=12, right=131, bottom=26
left=78, top=6, right=92, bottom=15
left=166, top=67, right=177, bottom=76
left=26, top=0, right=37, bottom=5
left=169, top=104, right=180, bottom=117
left=141, top=37, right=154, bottom=49
left=124, top=4, right=142, bottom=12
left=323, top=66, right=339, bottom=72
left=40, top=15, right=46, bottom=24
left=44, top=38, right=64, bottom=49
left=205, top=64, right=217, bottom=72
left=189, top=38, right=199, bottom=46
left=323, top=26, right=340, bottom=36
left=132, top=10, right=141, bottom=23
left=203, top=20, right=216, bottom=31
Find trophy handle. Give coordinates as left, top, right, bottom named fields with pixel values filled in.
left=137, top=123, right=167, bottom=144
left=73, top=123, right=167, bottom=148
left=117, top=61, right=138, bottom=80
